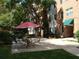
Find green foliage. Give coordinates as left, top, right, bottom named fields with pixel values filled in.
left=75, top=30, right=79, bottom=42
left=0, top=31, right=12, bottom=44
left=75, top=30, right=79, bottom=37
left=0, top=0, right=56, bottom=29
left=0, top=12, right=13, bottom=27
left=13, top=6, right=27, bottom=25
left=41, top=0, right=56, bottom=8
left=6, top=0, right=16, bottom=11
left=0, top=1, right=9, bottom=15
left=0, top=0, right=14, bottom=28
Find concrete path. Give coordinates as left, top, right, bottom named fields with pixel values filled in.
left=41, top=38, right=79, bottom=56
left=11, top=38, right=79, bottom=56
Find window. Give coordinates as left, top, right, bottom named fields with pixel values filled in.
left=76, top=0, right=78, bottom=1
left=60, top=0, right=62, bottom=4
left=60, top=0, right=66, bottom=4
left=66, top=7, right=73, bottom=16
left=66, top=11, right=73, bottom=16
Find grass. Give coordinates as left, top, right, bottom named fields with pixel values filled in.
left=0, top=46, right=79, bottom=59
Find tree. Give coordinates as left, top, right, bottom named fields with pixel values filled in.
left=5, top=0, right=56, bottom=37
left=40, top=0, right=56, bottom=37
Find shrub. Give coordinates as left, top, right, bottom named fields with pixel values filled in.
left=75, top=30, right=79, bottom=42
left=0, top=31, right=12, bottom=45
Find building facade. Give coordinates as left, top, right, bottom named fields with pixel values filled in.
left=55, top=0, right=79, bottom=37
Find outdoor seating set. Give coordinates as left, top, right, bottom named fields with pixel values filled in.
left=12, top=22, right=40, bottom=49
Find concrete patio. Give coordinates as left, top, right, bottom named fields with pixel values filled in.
left=12, top=38, right=79, bottom=56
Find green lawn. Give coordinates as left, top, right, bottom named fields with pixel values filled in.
left=0, top=47, right=79, bottom=59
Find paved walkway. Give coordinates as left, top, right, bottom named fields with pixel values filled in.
left=42, top=38, right=79, bottom=56
left=12, top=38, right=79, bottom=56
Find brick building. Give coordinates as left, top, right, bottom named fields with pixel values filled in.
left=55, top=0, right=79, bottom=37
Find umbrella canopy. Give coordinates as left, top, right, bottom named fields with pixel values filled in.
left=15, top=22, right=40, bottom=29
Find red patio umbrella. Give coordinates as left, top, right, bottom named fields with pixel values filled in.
left=15, top=22, right=40, bottom=29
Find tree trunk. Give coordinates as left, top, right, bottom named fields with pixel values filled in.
left=42, top=8, right=49, bottom=38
